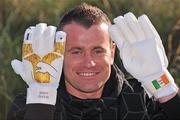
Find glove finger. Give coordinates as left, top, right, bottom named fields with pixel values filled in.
left=124, top=12, right=146, bottom=42
left=11, top=59, right=30, bottom=85
left=138, top=15, right=168, bottom=67
left=43, top=25, right=57, bottom=53
left=22, top=27, right=35, bottom=58
left=11, top=59, right=32, bottom=85
left=23, top=26, right=35, bottom=44
left=11, top=59, right=23, bottom=75
left=108, top=24, right=125, bottom=49
left=113, top=16, right=136, bottom=44
left=32, top=23, right=47, bottom=56
left=138, top=15, right=160, bottom=39
left=55, top=31, right=66, bottom=55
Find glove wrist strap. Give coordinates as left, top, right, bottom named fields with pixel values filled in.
left=141, top=69, right=178, bottom=98
left=26, top=86, right=57, bottom=105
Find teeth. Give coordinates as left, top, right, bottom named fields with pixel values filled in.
left=78, top=72, right=96, bottom=77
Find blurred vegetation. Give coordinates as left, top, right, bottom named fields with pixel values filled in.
left=0, top=0, right=179, bottom=119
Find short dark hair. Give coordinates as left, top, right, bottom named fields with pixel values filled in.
left=58, top=3, right=111, bottom=30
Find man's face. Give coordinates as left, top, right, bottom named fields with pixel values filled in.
left=63, top=22, right=115, bottom=99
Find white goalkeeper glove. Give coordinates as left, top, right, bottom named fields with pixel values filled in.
left=11, top=23, right=66, bottom=105
left=109, top=12, right=178, bottom=99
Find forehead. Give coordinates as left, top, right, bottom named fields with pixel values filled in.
left=63, top=22, right=109, bottom=37
left=63, top=22, right=110, bottom=48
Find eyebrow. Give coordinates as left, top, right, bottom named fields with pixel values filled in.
left=67, top=45, right=107, bottom=52
left=93, top=46, right=105, bottom=49
left=93, top=46, right=107, bottom=51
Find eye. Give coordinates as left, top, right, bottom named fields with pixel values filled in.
left=94, top=48, right=104, bottom=54
left=71, top=49, right=82, bottom=55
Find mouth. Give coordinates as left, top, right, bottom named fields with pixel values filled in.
left=76, top=72, right=99, bottom=77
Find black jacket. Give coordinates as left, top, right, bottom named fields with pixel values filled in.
left=7, top=64, right=180, bottom=120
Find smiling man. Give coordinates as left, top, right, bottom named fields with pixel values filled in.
left=8, top=3, right=180, bottom=120
left=63, top=22, right=115, bottom=99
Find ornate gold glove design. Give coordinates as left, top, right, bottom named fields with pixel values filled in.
left=22, top=42, right=64, bottom=83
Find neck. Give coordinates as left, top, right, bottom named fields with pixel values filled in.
left=65, top=80, right=104, bottom=99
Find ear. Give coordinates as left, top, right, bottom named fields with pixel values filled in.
left=110, top=43, right=116, bottom=64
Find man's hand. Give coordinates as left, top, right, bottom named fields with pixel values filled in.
left=109, top=12, right=178, bottom=99
left=11, top=23, right=66, bottom=105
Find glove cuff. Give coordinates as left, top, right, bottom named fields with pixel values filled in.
left=141, top=69, right=178, bottom=98
left=26, top=86, right=57, bottom=105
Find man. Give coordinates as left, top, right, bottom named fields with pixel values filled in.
left=8, top=3, right=180, bottom=120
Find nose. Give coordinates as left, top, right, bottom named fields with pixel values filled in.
left=83, top=52, right=96, bottom=68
